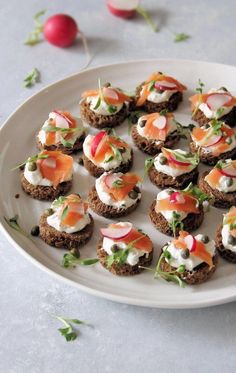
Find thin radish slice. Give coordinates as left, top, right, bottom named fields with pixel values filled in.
left=104, top=173, right=122, bottom=189
left=91, top=131, right=107, bottom=157
left=206, top=93, right=231, bottom=111
left=168, top=154, right=191, bottom=167
left=184, top=234, right=196, bottom=252
left=42, top=157, right=57, bottom=168
left=101, top=222, right=133, bottom=239
left=169, top=191, right=185, bottom=204
left=153, top=116, right=167, bottom=129
left=53, top=110, right=73, bottom=126
left=107, top=0, right=139, bottom=18
left=103, top=87, right=119, bottom=101
left=203, top=134, right=222, bottom=147
left=219, top=165, right=236, bottom=178
left=154, top=81, right=177, bottom=91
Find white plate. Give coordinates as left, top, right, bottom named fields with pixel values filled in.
left=1, top=58, right=236, bottom=309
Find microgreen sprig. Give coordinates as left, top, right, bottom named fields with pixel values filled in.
left=136, top=6, right=159, bottom=33
left=11, top=153, right=49, bottom=171
left=192, top=79, right=205, bottom=118
left=144, top=157, right=154, bottom=175
left=174, top=33, right=190, bottom=43
left=170, top=211, right=184, bottom=238
left=25, top=9, right=46, bottom=46
left=23, top=68, right=40, bottom=88
left=183, top=182, right=211, bottom=204
left=127, top=111, right=143, bottom=134
left=56, top=316, right=86, bottom=342
left=62, top=252, right=99, bottom=268
left=154, top=250, right=186, bottom=287
left=4, top=215, right=31, bottom=240
left=109, top=143, right=123, bottom=161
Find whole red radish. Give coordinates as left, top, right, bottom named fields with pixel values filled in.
left=43, top=14, right=78, bottom=48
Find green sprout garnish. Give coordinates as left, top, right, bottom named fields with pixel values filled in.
left=11, top=153, right=49, bottom=171
left=56, top=316, right=86, bottom=342
left=183, top=183, right=210, bottom=204
left=174, top=33, right=190, bottom=43
left=4, top=215, right=32, bottom=240
left=106, top=236, right=145, bottom=268
left=154, top=249, right=186, bottom=287
left=23, top=68, right=40, bottom=88
left=144, top=157, right=154, bottom=175
left=25, top=9, right=46, bottom=46
left=62, top=252, right=99, bottom=268
left=169, top=211, right=184, bottom=238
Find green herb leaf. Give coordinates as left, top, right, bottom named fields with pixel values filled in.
left=4, top=215, right=31, bottom=240
left=93, top=96, right=101, bottom=110
left=136, top=6, right=159, bottom=32
left=23, top=68, right=40, bottom=88
left=174, top=33, right=190, bottom=42
left=11, top=153, right=48, bottom=171
left=107, top=105, right=117, bottom=114
left=112, top=179, right=124, bottom=188
left=183, top=182, right=211, bottom=204
left=177, top=264, right=186, bottom=273
left=62, top=252, right=99, bottom=268
left=215, top=160, right=226, bottom=170
left=104, top=155, right=114, bottom=163
left=61, top=206, right=69, bottom=221
left=168, top=148, right=199, bottom=167
left=106, top=248, right=130, bottom=268
left=216, top=107, right=225, bottom=119
left=52, top=196, right=67, bottom=209
left=144, top=157, right=154, bottom=175
left=154, top=251, right=186, bottom=288
left=147, top=80, right=156, bottom=92
left=43, top=126, right=79, bottom=134
left=195, top=79, right=205, bottom=94
left=25, top=9, right=46, bottom=45
left=109, top=143, right=122, bottom=161
left=60, top=137, right=73, bottom=148
left=169, top=211, right=184, bottom=237
left=56, top=316, right=86, bottom=342
left=159, top=109, right=169, bottom=116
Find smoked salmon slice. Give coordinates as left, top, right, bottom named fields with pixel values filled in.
left=60, top=194, right=88, bottom=226
left=106, top=173, right=141, bottom=201
left=204, top=168, right=222, bottom=188
left=38, top=150, right=73, bottom=187
left=82, top=88, right=131, bottom=105
left=155, top=194, right=199, bottom=214
left=45, top=111, right=77, bottom=146
left=190, top=92, right=236, bottom=109
left=92, top=135, right=129, bottom=163
left=121, top=228, right=152, bottom=253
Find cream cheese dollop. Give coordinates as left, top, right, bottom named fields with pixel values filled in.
left=86, top=96, right=123, bottom=116
left=154, top=150, right=196, bottom=178
left=221, top=224, right=236, bottom=253
left=142, top=88, right=177, bottom=104
left=156, top=189, right=188, bottom=222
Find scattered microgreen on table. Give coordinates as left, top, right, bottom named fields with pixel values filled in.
left=56, top=316, right=86, bottom=342
left=23, top=68, right=40, bottom=88
left=174, top=33, right=190, bottom=42
left=62, top=252, right=99, bottom=268
left=25, top=9, right=46, bottom=46
left=4, top=215, right=31, bottom=240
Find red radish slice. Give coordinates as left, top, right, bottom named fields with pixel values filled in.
left=206, top=94, right=231, bottom=111
left=169, top=191, right=185, bottom=204
left=168, top=154, right=191, bottom=167
left=103, top=87, right=119, bottom=101
left=101, top=222, right=133, bottom=239
left=219, top=165, right=236, bottom=178
left=53, top=110, right=73, bottom=126
left=91, top=131, right=107, bottom=157
left=154, top=81, right=177, bottom=91
left=104, top=173, right=122, bottom=189
left=153, top=116, right=167, bottom=129
left=106, top=0, right=139, bottom=18
left=42, top=157, right=57, bottom=168
left=203, top=134, right=222, bottom=147
left=184, top=234, right=196, bottom=252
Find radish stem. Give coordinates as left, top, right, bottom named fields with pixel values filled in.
left=136, top=6, right=158, bottom=32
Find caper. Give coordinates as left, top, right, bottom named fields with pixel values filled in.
left=119, top=147, right=126, bottom=154
left=133, top=186, right=140, bottom=193
left=45, top=208, right=54, bottom=216
left=205, top=123, right=210, bottom=129
left=180, top=248, right=190, bottom=259
left=226, top=178, right=233, bottom=187
left=111, top=244, right=119, bottom=253
left=228, top=234, right=236, bottom=245
left=31, top=225, right=40, bottom=236
left=166, top=189, right=174, bottom=195
left=139, top=120, right=146, bottom=128
left=226, top=137, right=232, bottom=145
left=70, top=247, right=80, bottom=257
left=159, top=156, right=167, bottom=165
left=103, top=82, right=111, bottom=87
left=128, top=190, right=139, bottom=199
left=78, top=157, right=84, bottom=166
left=28, top=161, right=37, bottom=171
left=219, top=86, right=228, bottom=92
left=201, top=235, right=209, bottom=244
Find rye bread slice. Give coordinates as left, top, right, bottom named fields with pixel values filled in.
left=189, top=141, right=236, bottom=166
left=148, top=164, right=199, bottom=189
left=96, top=237, right=153, bottom=276
left=80, top=99, right=129, bottom=129
left=215, top=224, right=236, bottom=263
left=88, top=186, right=141, bottom=218
left=192, top=107, right=236, bottom=127
left=131, top=125, right=180, bottom=155
left=133, top=83, right=183, bottom=113
left=198, top=171, right=236, bottom=208
left=82, top=150, right=133, bottom=178
left=20, top=173, right=72, bottom=201
left=39, top=213, right=94, bottom=249
left=159, top=249, right=218, bottom=285
left=36, top=132, right=86, bottom=155
left=149, top=200, right=204, bottom=236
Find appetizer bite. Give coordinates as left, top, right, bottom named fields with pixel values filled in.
left=134, top=71, right=186, bottom=113
left=156, top=231, right=218, bottom=286
left=190, top=87, right=236, bottom=127
left=39, top=194, right=94, bottom=249
left=36, top=110, right=85, bottom=154
left=199, top=159, right=236, bottom=208
left=97, top=222, right=153, bottom=276
left=19, top=150, right=73, bottom=200
left=149, top=184, right=209, bottom=236
left=190, top=119, right=236, bottom=165
left=88, top=172, right=141, bottom=218
left=147, top=148, right=199, bottom=189
left=131, top=111, right=180, bottom=155
left=80, top=82, right=132, bottom=128
left=215, top=206, right=236, bottom=263
left=82, top=130, right=133, bottom=177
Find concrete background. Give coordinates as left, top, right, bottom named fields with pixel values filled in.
left=1, top=1, right=236, bottom=372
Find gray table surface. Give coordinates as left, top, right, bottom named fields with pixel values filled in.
left=1, top=0, right=236, bottom=372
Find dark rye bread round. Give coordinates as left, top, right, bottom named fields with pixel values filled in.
left=20, top=173, right=72, bottom=201
left=192, top=107, right=236, bottom=127
left=82, top=150, right=133, bottom=178
left=159, top=250, right=218, bottom=285
left=215, top=224, right=236, bottom=263
left=148, top=164, right=199, bottom=189
left=149, top=200, right=204, bottom=236
left=198, top=171, right=236, bottom=208
left=88, top=186, right=141, bottom=218
left=96, top=237, right=153, bottom=276
left=36, top=132, right=86, bottom=154
left=133, top=83, right=183, bottom=113
left=80, top=99, right=129, bottom=129
left=189, top=141, right=236, bottom=166
left=39, top=213, right=94, bottom=249
left=131, top=125, right=180, bottom=155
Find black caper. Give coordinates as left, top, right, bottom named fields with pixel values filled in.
left=128, top=190, right=139, bottom=199
left=103, top=82, right=111, bottom=87
left=28, top=161, right=37, bottom=171
left=119, top=147, right=126, bottom=154
left=228, top=234, right=236, bottom=245
left=78, top=157, right=84, bottom=166
left=159, top=156, right=167, bottom=165
left=201, top=235, right=209, bottom=244
left=219, top=86, right=228, bottom=92
left=45, top=208, right=54, bottom=216
left=166, top=189, right=174, bottom=195
left=181, top=248, right=190, bottom=259
left=70, top=247, right=80, bottom=258
left=31, top=225, right=40, bottom=236
left=226, top=178, right=233, bottom=187
left=49, top=118, right=54, bottom=121
left=133, top=186, right=140, bottom=193
left=139, top=120, right=146, bottom=128
left=111, top=244, right=119, bottom=253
